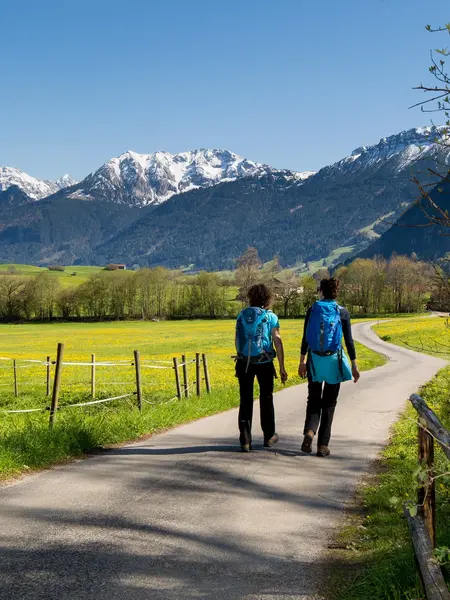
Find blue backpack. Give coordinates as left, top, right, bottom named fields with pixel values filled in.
left=306, top=301, right=342, bottom=354
left=236, top=307, right=275, bottom=370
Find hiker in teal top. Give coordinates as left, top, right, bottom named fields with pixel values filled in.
left=298, top=277, right=360, bottom=457
left=235, top=284, right=288, bottom=452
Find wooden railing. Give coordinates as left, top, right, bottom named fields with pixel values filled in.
left=406, top=394, right=450, bottom=600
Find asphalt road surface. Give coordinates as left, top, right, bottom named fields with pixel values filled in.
left=0, top=322, right=447, bottom=600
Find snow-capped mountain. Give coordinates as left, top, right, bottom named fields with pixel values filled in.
left=0, top=167, right=77, bottom=200
left=63, top=148, right=313, bottom=207
left=2, top=127, right=450, bottom=268
left=323, top=126, right=449, bottom=179
left=55, top=174, right=78, bottom=190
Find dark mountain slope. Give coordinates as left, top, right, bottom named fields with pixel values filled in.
left=0, top=198, right=140, bottom=265
left=0, top=185, right=34, bottom=209
left=357, top=180, right=450, bottom=261
left=97, top=165, right=431, bottom=269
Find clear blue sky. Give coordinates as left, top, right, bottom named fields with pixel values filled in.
left=1, top=0, right=449, bottom=181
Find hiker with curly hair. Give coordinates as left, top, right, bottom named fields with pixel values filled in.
left=235, top=283, right=288, bottom=452
left=298, top=277, right=360, bottom=457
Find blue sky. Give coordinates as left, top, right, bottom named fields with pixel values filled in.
left=1, top=0, right=449, bottom=180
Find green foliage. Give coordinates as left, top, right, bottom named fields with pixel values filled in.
left=0, top=253, right=435, bottom=322
left=328, top=368, right=450, bottom=599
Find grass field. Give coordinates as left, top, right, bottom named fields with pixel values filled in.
left=0, top=264, right=103, bottom=288
left=0, top=319, right=385, bottom=478
left=374, top=315, right=450, bottom=359
left=330, top=316, right=450, bottom=599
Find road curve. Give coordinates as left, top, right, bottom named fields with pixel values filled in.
left=0, top=322, right=447, bottom=600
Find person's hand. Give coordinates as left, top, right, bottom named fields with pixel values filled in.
left=352, top=364, right=360, bottom=383
left=298, top=363, right=308, bottom=379
left=280, top=368, right=288, bottom=384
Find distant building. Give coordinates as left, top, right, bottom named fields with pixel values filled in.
left=104, top=263, right=127, bottom=271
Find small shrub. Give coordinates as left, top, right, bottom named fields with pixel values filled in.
left=48, top=265, right=65, bottom=272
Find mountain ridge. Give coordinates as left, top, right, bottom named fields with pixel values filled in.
left=0, top=167, right=77, bottom=200
left=57, top=148, right=314, bottom=208
left=1, top=126, right=450, bottom=268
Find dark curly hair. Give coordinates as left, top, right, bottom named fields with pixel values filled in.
left=247, top=283, right=272, bottom=308
left=320, top=277, right=340, bottom=300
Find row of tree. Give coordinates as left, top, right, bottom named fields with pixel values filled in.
left=0, top=252, right=447, bottom=322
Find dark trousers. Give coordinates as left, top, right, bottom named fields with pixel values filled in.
left=236, top=360, right=276, bottom=445
left=303, top=377, right=340, bottom=446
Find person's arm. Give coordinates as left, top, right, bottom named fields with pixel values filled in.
left=341, top=309, right=360, bottom=383
left=272, top=328, right=288, bottom=383
left=298, top=308, right=311, bottom=378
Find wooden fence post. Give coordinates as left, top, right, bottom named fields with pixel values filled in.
left=404, top=508, right=450, bottom=600
left=195, top=353, right=201, bottom=397
left=91, top=353, right=96, bottom=399
left=418, top=420, right=436, bottom=548
left=13, top=359, right=18, bottom=397
left=49, top=343, right=64, bottom=429
left=46, top=355, right=51, bottom=397
left=182, top=354, right=189, bottom=398
left=202, top=353, right=211, bottom=393
left=173, top=357, right=182, bottom=399
left=134, top=350, right=142, bottom=412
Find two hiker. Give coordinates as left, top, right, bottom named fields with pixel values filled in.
left=235, top=278, right=360, bottom=455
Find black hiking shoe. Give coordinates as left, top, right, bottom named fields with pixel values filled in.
left=301, top=431, right=314, bottom=454
left=263, top=433, right=279, bottom=448
left=317, top=445, right=331, bottom=457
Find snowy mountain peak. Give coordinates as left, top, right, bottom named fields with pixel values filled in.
left=349, top=126, right=447, bottom=161
left=55, top=174, right=78, bottom=190
left=66, top=148, right=313, bottom=207
left=320, top=126, right=450, bottom=179
left=0, top=167, right=77, bottom=200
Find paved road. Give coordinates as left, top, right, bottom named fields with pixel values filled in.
left=0, top=322, right=447, bottom=600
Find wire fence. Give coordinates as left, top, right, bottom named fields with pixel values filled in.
left=0, top=344, right=212, bottom=426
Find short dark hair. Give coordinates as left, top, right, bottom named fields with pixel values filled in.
left=320, top=277, right=339, bottom=300
left=247, top=283, right=272, bottom=308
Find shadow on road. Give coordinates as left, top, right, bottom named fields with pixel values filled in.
left=0, top=433, right=385, bottom=599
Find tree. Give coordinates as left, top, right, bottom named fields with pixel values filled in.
left=57, top=288, right=78, bottom=319
left=77, top=274, right=110, bottom=319
left=235, top=247, right=262, bottom=300
left=24, top=272, right=61, bottom=320
left=274, top=275, right=301, bottom=318
left=136, top=267, right=171, bottom=318
left=300, top=275, right=317, bottom=312
left=0, top=275, right=26, bottom=320
left=262, top=255, right=282, bottom=283
left=411, top=23, right=450, bottom=229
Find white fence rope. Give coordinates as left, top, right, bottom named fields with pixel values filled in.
left=61, top=361, right=131, bottom=367
left=0, top=407, right=47, bottom=414
left=142, top=359, right=173, bottom=364
left=0, top=357, right=49, bottom=365
left=59, top=393, right=135, bottom=409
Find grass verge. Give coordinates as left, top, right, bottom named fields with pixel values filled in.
left=328, top=366, right=450, bottom=600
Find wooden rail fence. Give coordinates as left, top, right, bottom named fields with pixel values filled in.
left=0, top=344, right=211, bottom=427
left=406, top=394, right=450, bottom=600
